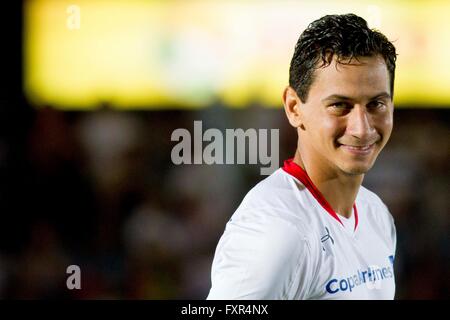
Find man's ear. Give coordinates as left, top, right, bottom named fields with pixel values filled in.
left=283, top=86, right=304, bottom=128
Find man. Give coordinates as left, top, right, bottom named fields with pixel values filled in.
left=207, top=14, right=397, bottom=299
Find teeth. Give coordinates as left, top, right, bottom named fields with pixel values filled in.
left=345, top=145, right=372, bottom=151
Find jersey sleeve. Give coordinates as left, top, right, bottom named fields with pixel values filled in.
left=206, top=211, right=315, bottom=300
left=378, top=199, right=397, bottom=255
left=386, top=207, right=397, bottom=256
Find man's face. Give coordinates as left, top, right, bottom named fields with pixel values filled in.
left=297, top=55, right=393, bottom=176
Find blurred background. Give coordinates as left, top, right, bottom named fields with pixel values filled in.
left=0, top=0, right=448, bottom=299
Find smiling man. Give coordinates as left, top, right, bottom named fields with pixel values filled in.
left=207, top=14, right=398, bottom=299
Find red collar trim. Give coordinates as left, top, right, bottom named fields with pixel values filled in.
left=282, top=158, right=359, bottom=231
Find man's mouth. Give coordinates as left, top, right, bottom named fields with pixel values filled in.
left=338, top=142, right=376, bottom=155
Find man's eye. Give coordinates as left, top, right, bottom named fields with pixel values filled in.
left=331, top=102, right=351, bottom=109
left=367, top=101, right=386, bottom=109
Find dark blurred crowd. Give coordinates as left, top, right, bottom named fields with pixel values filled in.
left=0, top=105, right=448, bottom=299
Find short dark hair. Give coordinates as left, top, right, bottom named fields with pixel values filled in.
left=289, top=14, right=397, bottom=102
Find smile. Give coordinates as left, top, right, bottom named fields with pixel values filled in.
left=339, top=143, right=376, bottom=155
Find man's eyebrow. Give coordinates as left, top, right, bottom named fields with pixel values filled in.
left=321, top=92, right=391, bottom=103
left=369, top=92, right=391, bottom=100
left=321, top=94, right=353, bottom=103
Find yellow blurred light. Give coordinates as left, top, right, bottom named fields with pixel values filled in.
left=24, top=0, right=450, bottom=109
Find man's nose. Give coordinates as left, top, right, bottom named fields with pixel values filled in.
left=346, top=106, right=376, bottom=140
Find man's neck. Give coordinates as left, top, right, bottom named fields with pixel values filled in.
left=293, top=150, right=363, bottom=218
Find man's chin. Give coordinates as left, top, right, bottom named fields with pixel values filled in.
left=339, top=163, right=373, bottom=176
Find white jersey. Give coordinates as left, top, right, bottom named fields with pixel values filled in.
left=207, top=159, right=396, bottom=300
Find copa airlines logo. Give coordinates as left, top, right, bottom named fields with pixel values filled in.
left=325, top=261, right=394, bottom=294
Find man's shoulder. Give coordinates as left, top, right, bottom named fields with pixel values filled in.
left=240, top=168, right=311, bottom=206
left=357, top=185, right=389, bottom=209
left=243, top=168, right=292, bottom=199
left=357, top=185, right=395, bottom=226
left=229, top=168, right=317, bottom=239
